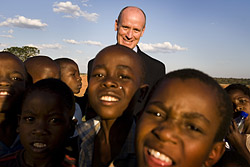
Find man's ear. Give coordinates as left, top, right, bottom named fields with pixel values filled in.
left=204, top=141, right=225, bottom=167
left=16, top=115, right=21, bottom=133
left=141, top=26, right=146, bottom=37
left=138, top=84, right=149, bottom=103
left=115, top=19, right=118, bottom=31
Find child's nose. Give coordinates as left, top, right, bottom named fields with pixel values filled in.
left=32, top=121, right=48, bottom=136
left=236, top=105, right=244, bottom=112
left=152, top=120, right=180, bottom=144
left=102, top=76, right=118, bottom=88
left=0, top=78, right=11, bottom=87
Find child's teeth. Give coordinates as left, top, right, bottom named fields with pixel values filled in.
left=0, top=92, right=9, bottom=95
left=149, top=148, right=173, bottom=164
left=33, top=143, right=46, bottom=148
left=100, top=96, right=118, bottom=102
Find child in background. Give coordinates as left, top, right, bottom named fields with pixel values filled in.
left=24, top=55, right=60, bottom=83
left=0, top=78, right=77, bottom=166
left=224, top=84, right=250, bottom=164
left=136, top=68, right=233, bottom=167
left=77, top=44, right=148, bottom=167
left=55, top=58, right=83, bottom=125
left=0, top=52, right=28, bottom=157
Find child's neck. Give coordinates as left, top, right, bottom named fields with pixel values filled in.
left=23, top=150, right=65, bottom=167
left=0, top=115, right=18, bottom=147
left=93, top=116, right=133, bottom=166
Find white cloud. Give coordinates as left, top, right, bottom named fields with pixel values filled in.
left=138, top=42, right=187, bottom=53
left=0, top=34, right=13, bottom=38
left=53, top=1, right=99, bottom=22
left=0, top=43, right=8, bottom=48
left=27, top=43, right=63, bottom=50
left=0, top=16, right=47, bottom=29
left=63, top=39, right=80, bottom=44
left=82, top=40, right=102, bottom=46
left=76, top=50, right=84, bottom=54
left=63, top=39, right=102, bottom=46
left=8, top=29, right=14, bottom=34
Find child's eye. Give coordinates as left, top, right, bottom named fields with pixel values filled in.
left=49, top=118, right=61, bottom=124
left=23, top=117, right=35, bottom=123
left=119, top=75, right=130, bottom=79
left=146, top=110, right=163, bottom=117
left=12, top=77, right=23, bottom=81
left=186, top=123, right=202, bottom=133
left=93, top=73, right=104, bottom=78
left=239, top=98, right=249, bottom=104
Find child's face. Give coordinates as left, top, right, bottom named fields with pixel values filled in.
left=19, top=90, right=71, bottom=160
left=136, top=78, right=223, bottom=167
left=60, top=62, right=82, bottom=94
left=88, top=49, right=144, bottom=120
left=227, top=89, right=250, bottom=128
left=0, top=54, right=26, bottom=112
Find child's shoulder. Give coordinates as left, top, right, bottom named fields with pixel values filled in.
left=0, top=149, right=23, bottom=167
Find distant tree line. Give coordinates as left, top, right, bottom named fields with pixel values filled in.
left=214, top=77, right=250, bottom=85
left=2, top=46, right=40, bottom=62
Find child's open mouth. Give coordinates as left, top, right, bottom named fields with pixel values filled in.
left=31, top=142, right=47, bottom=152
left=100, top=95, right=119, bottom=102
left=0, top=90, right=11, bottom=96
left=146, top=148, right=175, bottom=166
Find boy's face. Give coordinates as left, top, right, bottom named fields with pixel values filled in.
left=0, top=53, right=26, bottom=112
left=19, top=90, right=71, bottom=160
left=227, top=89, right=250, bottom=127
left=88, top=49, right=144, bottom=120
left=60, top=62, right=82, bottom=94
left=136, top=78, right=223, bottom=167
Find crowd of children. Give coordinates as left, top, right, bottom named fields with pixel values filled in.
left=0, top=43, right=249, bottom=167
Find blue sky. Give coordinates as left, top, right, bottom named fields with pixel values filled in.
left=1, top=0, right=250, bottom=78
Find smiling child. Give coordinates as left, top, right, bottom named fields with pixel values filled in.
left=77, top=44, right=148, bottom=167
left=0, top=51, right=28, bottom=157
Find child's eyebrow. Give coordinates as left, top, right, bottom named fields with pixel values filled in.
left=92, top=64, right=105, bottom=70
left=147, top=101, right=211, bottom=125
left=12, top=70, right=25, bottom=76
left=117, top=65, right=133, bottom=72
left=181, top=112, right=210, bottom=125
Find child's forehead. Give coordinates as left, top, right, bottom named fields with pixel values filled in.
left=23, top=90, right=70, bottom=114
left=95, top=51, right=140, bottom=67
left=160, top=78, right=211, bottom=93
left=229, top=89, right=250, bottom=99
left=0, top=54, right=26, bottom=71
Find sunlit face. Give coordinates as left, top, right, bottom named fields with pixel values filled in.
left=88, top=47, right=144, bottom=120
left=0, top=53, right=26, bottom=112
left=19, top=90, right=71, bottom=161
left=115, top=7, right=145, bottom=49
left=227, top=89, right=250, bottom=131
left=60, top=62, right=82, bottom=94
left=136, top=78, right=223, bottom=167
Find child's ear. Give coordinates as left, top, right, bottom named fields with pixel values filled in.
left=204, top=141, right=225, bottom=167
left=16, top=115, right=21, bottom=133
left=68, top=118, right=77, bottom=137
left=138, top=84, right=149, bottom=103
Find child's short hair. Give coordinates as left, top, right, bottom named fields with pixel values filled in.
left=225, top=84, right=250, bottom=98
left=22, top=78, right=75, bottom=117
left=146, top=68, right=233, bottom=142
left=54, top=58, right=76, bottom=68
